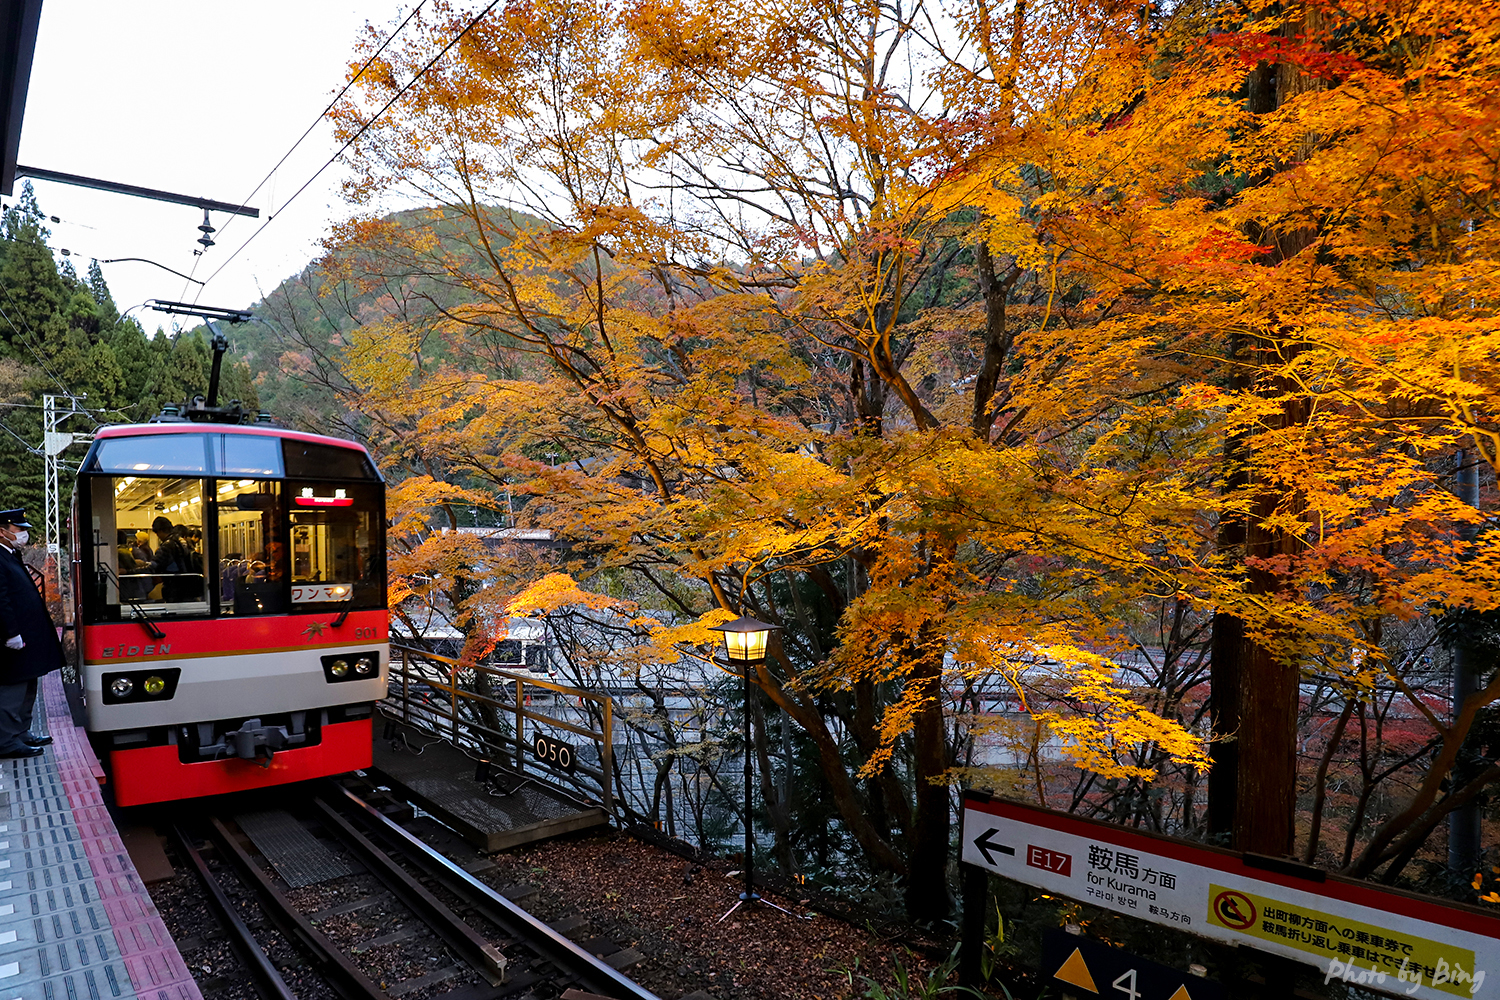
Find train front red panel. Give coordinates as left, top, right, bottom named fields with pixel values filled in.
left=107, top=718, right=373, bottom=806
left=82, top=609, right=388, bottom=662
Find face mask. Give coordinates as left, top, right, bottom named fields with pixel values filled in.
left=9, top=531, right=26, bottom=547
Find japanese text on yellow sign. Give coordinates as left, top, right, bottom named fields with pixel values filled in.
left=1207, top=884, right=1481, bottom=998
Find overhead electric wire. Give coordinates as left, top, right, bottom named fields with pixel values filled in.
left=157, top=3, right=431, bottom=311
left=0, top=418, right=40, bottom=453
left=100, top=258, right=205, bottom=285
left=195, top=0, right=500, bottom=299
left=0, top=401, right=112, bottom=413
left=209, top=0, right=431, bottom=251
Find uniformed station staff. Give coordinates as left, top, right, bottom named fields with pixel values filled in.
left=0, top=509, right=61, bottom=758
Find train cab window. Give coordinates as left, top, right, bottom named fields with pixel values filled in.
left=216, top=480, right=287, bottom=615
left=288, top=481, right=383, bottom=610
left=93, top=436, right=208, bottom=474
left=219, top=435, right=282, bottom=477
left=90, top=476, right=209, bottom=618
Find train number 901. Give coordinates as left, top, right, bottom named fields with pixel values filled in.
left=354, top=626, right=377, bottom=639
left=532, top=733, right=576, bottom=772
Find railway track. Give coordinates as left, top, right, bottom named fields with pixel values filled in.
left=167, top=781, right=661, bottom=1000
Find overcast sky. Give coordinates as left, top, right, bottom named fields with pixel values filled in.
left=15, top=2, right=406, bottom=334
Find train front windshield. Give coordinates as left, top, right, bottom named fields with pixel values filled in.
left=80, top=432, right=385, bottom=622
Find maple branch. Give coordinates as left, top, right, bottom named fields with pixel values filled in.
left=1302, top=695, right=1354, bottom=864
left=1349, top=666, right=1500, bottom=876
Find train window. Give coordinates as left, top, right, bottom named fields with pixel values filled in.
left=90, top=476, right=209, bottom=619
left=93, top=435, right=208, bottom=474
left=288, top=481, right=384, bottom=610
left=216, top=480, right=287, bottom=615
left=219, top=435, right=282, bottom=477
left=283, top=441, right=375, bottom=481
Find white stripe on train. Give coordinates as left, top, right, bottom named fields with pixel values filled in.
left=81, top=644, right=389, bottom=729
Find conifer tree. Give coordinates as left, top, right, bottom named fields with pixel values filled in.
left=109, top=322, right=157, bottom=419
left=85, top=259, right=117, bottom=321
left=164, top=330, right=211, bottom=403
left=219, top=356, right=260, bottom=412
left=0, top=187, right=67, bottom=361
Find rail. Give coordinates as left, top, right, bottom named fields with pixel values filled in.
left=176, top=790, right=662, bottom=1000
left=386, top=641, right=615, bottom=815
left=336, top=783, right=661, bottom=1000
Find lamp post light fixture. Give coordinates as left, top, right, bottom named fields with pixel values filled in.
left=711, top=614, right=795, bottom=921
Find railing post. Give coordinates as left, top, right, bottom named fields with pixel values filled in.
left=515, top=677, right=526, bottom=771
left=601, top=695, right=614, bottom=818
left=449, top=664, right=459, bottom=746
left=401, top=647, right=409, bottom=725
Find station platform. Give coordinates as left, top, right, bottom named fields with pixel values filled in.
left=0, top=673, right=200, bottom=1000
left=373, top=717, right=609, bottom=852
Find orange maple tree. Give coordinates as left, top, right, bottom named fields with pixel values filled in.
left=279, top=0, right=1500, bottom=916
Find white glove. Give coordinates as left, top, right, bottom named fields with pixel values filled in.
left=4, top=636, right=21, bottom=650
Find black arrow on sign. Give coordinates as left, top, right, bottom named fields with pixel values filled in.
left=973, top=828, right=1016, bottom=866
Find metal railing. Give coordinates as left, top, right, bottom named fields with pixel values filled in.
left=385, top=641, right=615, bottom=815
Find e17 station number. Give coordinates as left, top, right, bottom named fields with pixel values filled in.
left=532, top=732, right=577, bottom=773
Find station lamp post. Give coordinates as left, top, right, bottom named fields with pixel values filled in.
left=711, top=614, right=793, bottom=920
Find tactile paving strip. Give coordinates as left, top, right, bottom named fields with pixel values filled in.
left=0, top=675, right=206, bottom=1000
left=234, top=809, right=354, bottom=888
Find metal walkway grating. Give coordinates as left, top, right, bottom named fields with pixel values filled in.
left=235, top=809, right=354, bottom=888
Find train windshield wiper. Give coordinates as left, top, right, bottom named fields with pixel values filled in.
left=128, top=602, right=167, bottom=640
left=99, top=565, right=167, bottom=640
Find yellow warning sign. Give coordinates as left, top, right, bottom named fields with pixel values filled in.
left=1167, top=986, right=1194, bottom=1000
left=1205, top=884, right=1479, bottom=998
left=1054, top=946, right=1099, bottom=993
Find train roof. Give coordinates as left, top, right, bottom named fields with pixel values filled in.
left=93, top=422, right=370, bottom=453
left=83, top=424, right=383, bottom=481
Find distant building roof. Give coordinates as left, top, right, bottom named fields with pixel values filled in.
left=0, top=0, right=41, bottom=197
left=439, top=526, right=561, bottom=545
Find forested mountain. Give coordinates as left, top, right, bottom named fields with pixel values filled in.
left=234, top=203, right=550, bottom=447
left=0, top=183, right=258, bottom=518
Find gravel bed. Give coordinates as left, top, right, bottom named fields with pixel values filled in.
left=480, top=831, right=940, bottom=1000
left=284, top=869, right=488, bottom=999
left=148, top=856, right=263, bottom=1000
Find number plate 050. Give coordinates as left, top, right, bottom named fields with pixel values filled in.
left=532, top=733, right=576, bottom=772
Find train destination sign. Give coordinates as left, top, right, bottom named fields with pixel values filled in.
left=961, top=792, right=1500, bottom=1000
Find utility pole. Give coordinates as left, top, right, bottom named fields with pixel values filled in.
left=41, top=392, right=88, bottom=555
left=1450, top=448, right=1482, bottom=878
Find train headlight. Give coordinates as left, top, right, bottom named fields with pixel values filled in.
left=143, top=675, right=166, bottom=696
left=321, top=650, right=378, bottom=683
left=110, top=677, right=133, bottom=698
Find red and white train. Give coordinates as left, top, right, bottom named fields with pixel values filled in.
left=71, top=419, right=388, bottom=806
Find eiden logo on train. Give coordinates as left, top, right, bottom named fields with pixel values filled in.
left=100, top=643, right=172, bottom=658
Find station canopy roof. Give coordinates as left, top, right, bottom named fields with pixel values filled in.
left=0, top=0, right=42, bottom=197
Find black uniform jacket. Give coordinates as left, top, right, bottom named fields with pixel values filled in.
left=0, top=547, right=63, bottom=682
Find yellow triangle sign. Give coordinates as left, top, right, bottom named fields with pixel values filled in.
left=1167, top=987, right=1194, bottom=1000
left=1053, top=947, right=1099, bottom=993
